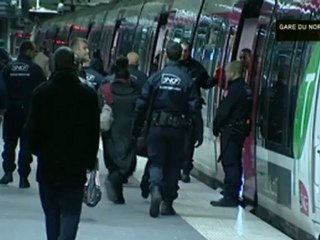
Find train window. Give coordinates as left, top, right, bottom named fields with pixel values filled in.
left=258, top=13, right=311, bottom=157
left=192, top=16, right=229, bottom=127
left=133, top=26, right=155, bottom=73
left=116, top=25, right=135, bottom=56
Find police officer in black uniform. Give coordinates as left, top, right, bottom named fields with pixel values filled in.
left=211, top=61, right=252, bottom=207
left=133, top=41, right=202, bottom=218
left=179, top=40, right=217, bottom=183
left=0, top=40, right=46, bottom=188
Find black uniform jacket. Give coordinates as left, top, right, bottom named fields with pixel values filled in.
left=133, top=61, right=201, bottom=135
left=213, top=78, right=252, bottom=135
left=179, top=57, right=217, bottom=101
left=128, top=65, right=148, bottom=90
left=2, top=54, right=46, bottom=110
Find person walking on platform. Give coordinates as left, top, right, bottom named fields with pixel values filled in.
left=27, top=46, right=100, bottom=240
left=0, top=41, right=46, bottom=188
left=179, top=40, right=217, bottom=183
left=211, top=61, right=252, bottom=207
left=101, top=57, right=140, bottom=204
left=133, top=41, right=202, bottom=218
left=127, top=52, right=147, bottom=90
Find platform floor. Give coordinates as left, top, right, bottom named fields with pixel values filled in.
left=0, top=141, right=293, bottom=240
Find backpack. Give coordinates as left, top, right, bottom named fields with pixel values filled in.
left=99, top=83, right=114, bottom=132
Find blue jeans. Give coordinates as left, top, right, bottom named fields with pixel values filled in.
left=39, top=183, right=83, bottom=240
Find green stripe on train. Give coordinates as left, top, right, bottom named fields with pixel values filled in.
left=293, top=43, right=320, bottom=159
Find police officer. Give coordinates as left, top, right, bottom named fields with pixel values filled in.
left=0, top=40, right=46, bottom=188
left=211, top=61, right=252, bottom=207
left=179, top=40, right=217, bottom=183
left=133, top=41, right=202, bottom=218
left=127, top=52, right=147, bottom=90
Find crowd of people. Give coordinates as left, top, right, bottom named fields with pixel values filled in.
left=0, top=38, right=252, bottom=240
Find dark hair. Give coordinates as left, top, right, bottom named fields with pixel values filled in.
left=19, top=40, right=35, bottom=54
left=53, top=46, right=77, bottom=71
left=115, top=68, right=130, bottom=79
left=166, top=41, right=182, bottom=61
left=114, top=56, right=129, bottom=79
left=115, top=56, right=128, bottom=69
left=241, top=48, right=251, bottom=54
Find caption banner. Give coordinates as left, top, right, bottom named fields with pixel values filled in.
left=276, top=20, right=320, bottom=41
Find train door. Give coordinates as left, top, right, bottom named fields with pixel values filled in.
left=312, top=46, right=320, bottom=225
left=237, top=18, right=259, bottom=201
left=189, top=10, right=238, bottom=178
left=154, top=11, right=176, bottom=70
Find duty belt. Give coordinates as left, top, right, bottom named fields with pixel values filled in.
left=225, top=119, right=251, bottom=135
left=226, top=119, right=248, bottom=127
left=151, top=111, right=191, bottom=128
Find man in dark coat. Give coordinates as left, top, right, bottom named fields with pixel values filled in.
left=26, top=46, right=100, bottom=239
left=101, top=57, right=140, bottom=204
left=179, top=40, right=216, bottom=183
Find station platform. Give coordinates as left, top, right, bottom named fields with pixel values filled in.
left=0, top=141, right=293, bottom=240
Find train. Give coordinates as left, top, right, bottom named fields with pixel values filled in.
left=21, top=0, right=320, bottom=239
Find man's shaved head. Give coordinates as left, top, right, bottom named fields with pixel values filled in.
left=127, top=52, right=139, bottom=65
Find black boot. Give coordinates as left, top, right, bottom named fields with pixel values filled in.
left=210, top=197, right=239, bottom=207
left=140, top=175, right=149, bottom=199
left=19, top=177, right=30, bottom=188
left=149, top=186, right=162, bottom=218
left=114, top=183, right=125, bottom=204
left=160, top=201, right=176, bottom=216
left=181, top=173, right=190, bottom=183
left=0, top=172, right=13, bottom=184
left=105, top=173, right=125, bottom=204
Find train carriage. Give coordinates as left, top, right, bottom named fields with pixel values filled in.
left=30, top=1, right=320, bottom=239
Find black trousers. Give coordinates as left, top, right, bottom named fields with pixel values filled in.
left=39, top=183, right=83, bottom=240
left=147, top=127, right=186, bottom=202
left=220, top=132, right=245, bottom=200
left=182, top=127, right=196, bottom=175
left=2, top=108, right=32, bottom=177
